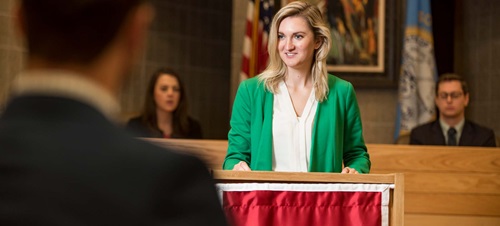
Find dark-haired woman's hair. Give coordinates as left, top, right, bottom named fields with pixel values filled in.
left=140, top=67, right=190, bottom=137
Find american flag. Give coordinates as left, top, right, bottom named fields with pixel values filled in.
left=240, top=0, right=274, bottom=81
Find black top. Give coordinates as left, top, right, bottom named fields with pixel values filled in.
left=410, top=119, right=497, bottom=147
left=0, top=95, right=227, bottom=225
left=126, top=116, right=202, bottom=139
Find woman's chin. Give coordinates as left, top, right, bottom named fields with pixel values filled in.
left=158, top=107, right=176, bottom=114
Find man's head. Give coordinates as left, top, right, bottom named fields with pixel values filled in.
left=17, top=0, right=152, bottom=66
left=435, top=73, right=469, bottom=120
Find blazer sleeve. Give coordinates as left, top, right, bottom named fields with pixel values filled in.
left=342, top=83, right=371, bottom=173
left=223, top=81, right=252, bottom=170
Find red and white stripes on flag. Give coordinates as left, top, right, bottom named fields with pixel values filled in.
left=217, top=183, right=391, bottom=226
left=240, top=0, right=274, bottom=81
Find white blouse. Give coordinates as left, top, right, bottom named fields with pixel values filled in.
left=272, top=81, right=318, bottom=172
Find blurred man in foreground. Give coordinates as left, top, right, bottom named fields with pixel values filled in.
left=0, top=0, right=227, bottom=225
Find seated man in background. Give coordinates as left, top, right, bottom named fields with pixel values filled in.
left=0, top=0, right=227, bottom=225
left=410, top=73, right=496, bottom=147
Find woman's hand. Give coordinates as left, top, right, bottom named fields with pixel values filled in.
left=341, top=167, right=359, bottom=174
left=232, top=161, right=252, bottom=171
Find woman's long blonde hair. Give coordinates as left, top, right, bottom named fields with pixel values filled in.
left=258, top=1, right=331, bottom=102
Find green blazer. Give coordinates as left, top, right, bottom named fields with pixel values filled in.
left=223, top=74, right=371, bottom=173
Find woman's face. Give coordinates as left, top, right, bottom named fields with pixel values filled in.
left=154, top=74, right=181, bottom=114
left=277, top=16, right=320, bottom=71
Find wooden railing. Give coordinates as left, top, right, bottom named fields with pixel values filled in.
left=145, top=138, right=500, bottom=226
left=369, top=144, right=500, bottom=226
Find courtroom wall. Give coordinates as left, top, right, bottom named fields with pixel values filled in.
left=455, top=0, right=500, bottom=139
left=0, top=0, right=24, bottom=109
left=0, top=0, right=498, bottom=142
left=120, top=0, right=232, bottom=139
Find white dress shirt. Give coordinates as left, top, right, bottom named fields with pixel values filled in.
left=272, top=81, right=318, bottom=172
left=439, top=118, right=465, bottom=144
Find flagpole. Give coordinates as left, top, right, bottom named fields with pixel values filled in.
left=249, top=0, right=261, bottom=78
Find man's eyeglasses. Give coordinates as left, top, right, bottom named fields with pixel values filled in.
left=437, top=92, right=463, bottom=100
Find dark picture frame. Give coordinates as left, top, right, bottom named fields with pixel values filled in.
left=280, top=0, right=403, bottom=87
left=326, top=0, right=385, bottom=72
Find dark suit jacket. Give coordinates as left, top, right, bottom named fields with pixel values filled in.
left=126, top=116, right=202, bottom=139
left=0, top=95, right=227, bottom=225
left=409, top=119, right=497, bottom=147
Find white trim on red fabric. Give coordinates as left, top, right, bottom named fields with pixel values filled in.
left=216, top=183, right=392, bottom=226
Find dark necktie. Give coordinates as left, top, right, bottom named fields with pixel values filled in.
left=447, top=127, right=457, bottom=146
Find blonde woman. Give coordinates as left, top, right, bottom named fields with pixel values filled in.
left=223, top=1, right=370, bottom=173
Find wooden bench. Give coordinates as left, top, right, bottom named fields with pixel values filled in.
left=145, top=138, right=500, bottom=226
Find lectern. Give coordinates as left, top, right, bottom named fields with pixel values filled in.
left=213, top=170, right=404, bottom=226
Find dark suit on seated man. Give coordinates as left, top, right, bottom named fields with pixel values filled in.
left=0, top=0, right=227, bottom=225
left=410, top=74, right=496, bottom=147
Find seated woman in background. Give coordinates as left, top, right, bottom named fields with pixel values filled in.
left=126, top=68, right=202, bottom=138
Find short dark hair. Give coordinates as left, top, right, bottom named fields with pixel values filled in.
left=20, top=0, right=146, bottom=64
left=436, top=73, right=469, bottom=95
left=140, top=68, right=191, bottom=137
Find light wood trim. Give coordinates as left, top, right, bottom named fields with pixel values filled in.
left=368, top=144, right=500, bottom=173
left=371, top=171, right=500, bottom=194
left=145, top=138, right=227, bottom=169
left=405, top=214, right=500, bottom=226
left=392, top=173, right=405, bottom=226
left=405, top=193, right=500, bottom=216
left=212, top=170, right=396, bottom=183
left=145, top=140, right=500, bottom=173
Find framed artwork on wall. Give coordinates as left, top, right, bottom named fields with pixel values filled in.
left=280, top=0, right=402, bottom=87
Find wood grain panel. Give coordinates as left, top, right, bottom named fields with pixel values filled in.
left=405, top=214, right=500, bottom=226
left=212, top=170, right=397, bottom=184
left=405, top=193, right=500, bottom=216
left=367, top=144, right=500, bottom=173
left=371, top=170, right=500, bottom=194
left=145, top=138, right=227, bottom=169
